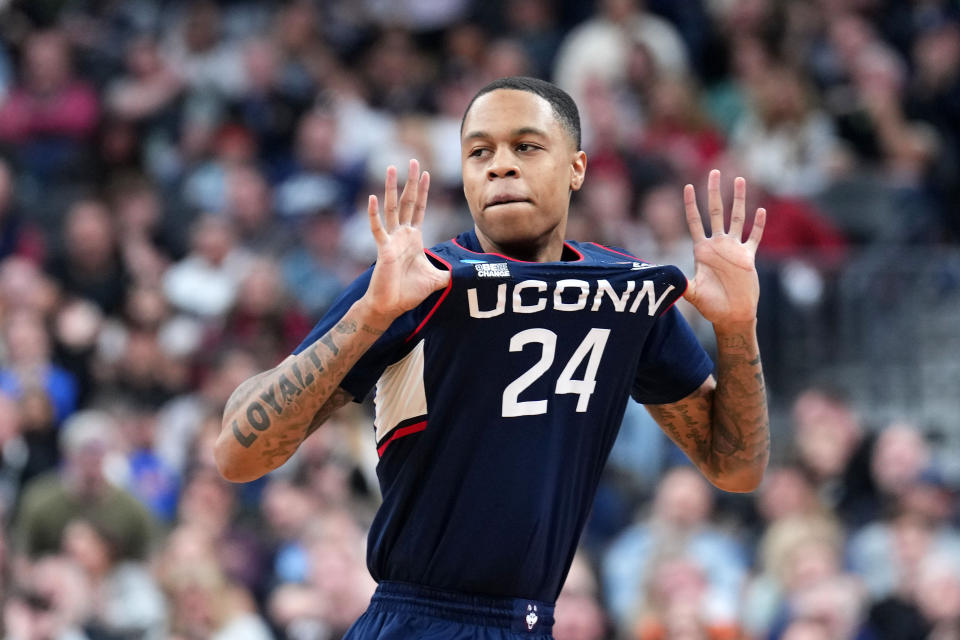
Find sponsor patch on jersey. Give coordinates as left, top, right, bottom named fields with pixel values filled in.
left=475, top=262, right=511, bottom=278
left=631, top=261, right=656, bottom=270
left=460, top=259, right=486, bottom=264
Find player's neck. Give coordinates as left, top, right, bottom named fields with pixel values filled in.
left=474, top=228, right=566, bottom=262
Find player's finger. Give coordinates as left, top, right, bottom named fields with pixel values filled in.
left=683, top=184, right=706, bottom=242
left=397, top=159, right=419, bottom=226
left=707, top=169, right=724, bottom=236
left=730, top=176, right=747, bottom=241
left=384, top=165, right=399, bottom=230
left=368, top=195, right=390, bottom=246
left=412, top=170, right=430, bottom=227
left=746, top=207, right=766, bottom=252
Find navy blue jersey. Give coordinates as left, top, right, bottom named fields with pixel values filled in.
left=294, top=230, right=713, bottom=603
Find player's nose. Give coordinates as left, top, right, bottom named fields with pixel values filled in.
left=487, top=147, right=519, bottom=180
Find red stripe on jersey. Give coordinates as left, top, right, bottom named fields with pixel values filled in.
left=587, top=242, right=648, bottom=262
left=377, top=420, right=427, bottom=457
left=406, top=250, right=453, bottom=342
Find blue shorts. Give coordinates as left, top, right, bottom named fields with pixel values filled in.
left=343, top=581, right=556, bottom=639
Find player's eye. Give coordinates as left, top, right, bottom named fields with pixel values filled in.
left=468, top=148, right=490, bottom=159
left=516, top=143, right=540, bottom=153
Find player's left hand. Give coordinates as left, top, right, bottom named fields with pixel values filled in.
left=682, top=170, right=766, bottom=327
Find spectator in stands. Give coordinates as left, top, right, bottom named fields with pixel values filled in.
left=730, top=65, right=841, bottom=200
left=104, top=33, right=184, bottom=128
left=553, top=0, right=689, bottom=117
left=281, top=208, right=354, bottom=320
left=0, top=258, right=59, bottom=321
left=740, top=514, right=847, bottom=638
left=0, top=30, right=99, bottom=180
left=303, top=507, right=376, bottom=638
left=224, top=164, right=291, bottom=257
left=163, top=213, right=252, bottom=319
left=603, top=467, right=747, bottom=631
left=233, top=37, right=313, bottom=177
left=110, top=174, right=183, bottom=281
left=640, top=76, right=725, bottom=182
left=13, top=410, right=156, bottom=561
left=772, top=574, right=874, bottom=640
left=275, top=108, right=362, bottom=220
left=789, top=386, right=872, bottom=525
left=157, top=523, right=272, bottom=640
left=630, top=554, right=742, bottom=640
left=46, top=198, right=129, bottom=316
left=500, top=0, right=562, bottom=80
left=161, top=1, right=246, bottom=101
left=0, top=308, right=78, bottom=426
left=260, top=477, right=318, bottom=586
left=914, top=550, right=960, bottom=640
left=175, top=468, right=269, bottom=598
left=755, top=466, right=824, bottom=527
left=553, top=551, right=610, bottom=640
left=61, top=517, right=167, bottom=639
left=210, top=257, right=311, bottom=369
left=3, top=555, right=92, bottom=640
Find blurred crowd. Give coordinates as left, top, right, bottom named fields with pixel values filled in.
left=0, top=0, right=958, bottom=638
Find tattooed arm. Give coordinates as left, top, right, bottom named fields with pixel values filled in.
left=645, top=170, right=770, bottom=492
left=215, top=159, right=450, bottom=482
left=215, top=307, right=384, bottom=482
left=645, top=321, right=769, bottom=492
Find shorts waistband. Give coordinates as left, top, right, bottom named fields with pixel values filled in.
left=370, top=581, right=555, bottom=635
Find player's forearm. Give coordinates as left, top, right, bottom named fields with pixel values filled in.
left=707, top=320, right=770, bottom=492
left=215, top=299, right=388, bottom=482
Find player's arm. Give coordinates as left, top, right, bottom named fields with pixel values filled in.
left=646, top=171, right=770, bottom=493
left=215, top=160, right=450, bottom=482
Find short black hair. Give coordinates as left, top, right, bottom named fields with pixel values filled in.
left=461, top=76, right=582, bottom=150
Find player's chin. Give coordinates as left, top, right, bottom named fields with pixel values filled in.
left=481, top=218, right=542, bottom=246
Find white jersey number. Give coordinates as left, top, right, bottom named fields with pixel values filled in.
left=501, top=328, right=611, bottom=417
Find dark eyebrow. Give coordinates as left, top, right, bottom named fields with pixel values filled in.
left=463, top=130, right=490, bottom=141
left=463, top=127, right=550, bottom=141
left=511, top=126, right=548, bottom=138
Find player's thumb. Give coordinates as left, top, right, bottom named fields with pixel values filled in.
left=432, top=269, right=451, bottom=291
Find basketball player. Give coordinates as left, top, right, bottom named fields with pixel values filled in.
left=216, top=77, right=769, bottom=639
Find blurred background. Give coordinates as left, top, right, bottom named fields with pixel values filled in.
left=0, top=0, right=958, bottom=638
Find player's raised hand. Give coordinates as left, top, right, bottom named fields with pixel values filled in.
left=363, top=159, right=451, bottom=328
left=682, top=170, right=766, bottom=326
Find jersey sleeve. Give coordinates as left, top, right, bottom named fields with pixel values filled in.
left=631, top=306, right=714, bottom=404
left=291, top=266, right=424, bottom=402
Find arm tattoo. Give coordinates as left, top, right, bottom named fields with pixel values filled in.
left=224, top=314, right=378, bottom=471
left=706, top=333, right=769, bottom=478
left=647, top=332, right=769, bottom=484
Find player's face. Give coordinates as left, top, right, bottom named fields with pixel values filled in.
left=461, top=90, right=586, bottom=259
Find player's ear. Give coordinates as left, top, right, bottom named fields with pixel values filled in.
left=569, top=151, right=587, bottom=191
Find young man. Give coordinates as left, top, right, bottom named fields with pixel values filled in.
left=216, top=76, right=769, bottom=639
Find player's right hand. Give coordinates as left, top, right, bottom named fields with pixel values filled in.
left=361, top=159, right=451, bottom=330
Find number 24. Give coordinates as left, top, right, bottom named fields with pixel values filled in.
left=502, top=328, right=610, bottom=417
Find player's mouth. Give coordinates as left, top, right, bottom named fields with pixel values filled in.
left=484, top=195, right=532, bottom=209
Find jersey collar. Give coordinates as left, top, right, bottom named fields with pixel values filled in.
left=454, top=230, right=584, bottom=263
